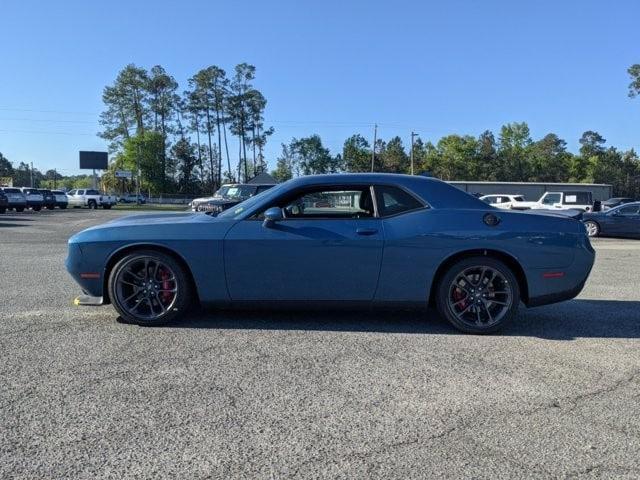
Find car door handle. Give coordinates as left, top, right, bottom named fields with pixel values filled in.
left=356, top=228, right=378, bottom=236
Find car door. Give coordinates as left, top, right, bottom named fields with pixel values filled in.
left=223, top=185, right=384, bottom=302
left=607, top=204, right=640, bottom=238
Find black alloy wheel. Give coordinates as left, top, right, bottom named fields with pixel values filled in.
left=108, top=250, right=191, bottom=325
left=436, top=256, right=520, bottom=334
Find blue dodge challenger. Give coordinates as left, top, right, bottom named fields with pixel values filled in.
left=67, top=174, right=595, bottom=333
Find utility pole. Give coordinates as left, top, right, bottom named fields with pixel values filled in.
left=30, top=162, right=34, bottom=187
left=53, top=169, right=57, bottom=189
left=410, top=131, right=418, bottom=175
left=371, top=123, right=377, bottom=172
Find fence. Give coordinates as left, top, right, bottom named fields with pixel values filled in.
left=146, top=193, right=198, bottom=205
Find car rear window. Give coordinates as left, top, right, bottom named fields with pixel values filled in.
left=3, top=188, right=20, bottom=193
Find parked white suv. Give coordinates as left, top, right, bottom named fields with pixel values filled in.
left=480, top=194, right=526, bottom=210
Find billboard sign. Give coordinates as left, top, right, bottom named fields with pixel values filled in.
left=115, top=170, right=133, bottom=179
left=0, top=176, right=13, bottom=187
left=79, top=151, right=108, bottom=170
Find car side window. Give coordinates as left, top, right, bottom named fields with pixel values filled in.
left=542, top=193, right=561, bottom=205
left=374, top=185, right=424, bottom=217
left=616, top=205, right=639, bottom=216
left=282, top=187, right=374, bottom=219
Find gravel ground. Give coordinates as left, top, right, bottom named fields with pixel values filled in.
left=1, top=209, right=639, bottom=479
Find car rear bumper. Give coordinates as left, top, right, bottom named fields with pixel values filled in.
left=526, top=234, right=595, bottom=307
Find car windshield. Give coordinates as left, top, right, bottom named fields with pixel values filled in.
left=221, top=185, right=257, bottom=200
left=217, top=183, right=286, bottom=219
left=513, top=196, right=525, bottom=201
left=214, top=185, right=231, bottom=198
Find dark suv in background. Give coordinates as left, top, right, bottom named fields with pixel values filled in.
left=1, top=187, right=27, bottom=212
left=20, top=188, right=44, bottom=211
left=0, top=189, right=8, bottom=213
left=39, top=189, right=56, bottom=210
left=196, top=183, right=275, bottom=215
left=51, top=190, right=69, bottom=209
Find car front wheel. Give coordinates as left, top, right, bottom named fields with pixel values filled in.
left=436, top=257, right=520, bottom=334
left=584, top=220, right=599, bottom=237
left=108, top=250, right=191, bottom=326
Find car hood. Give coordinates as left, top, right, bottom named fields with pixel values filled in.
left=104, top=212, right=206, bottom=226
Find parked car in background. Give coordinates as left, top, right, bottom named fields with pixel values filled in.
left=67, top=189, right=103, bottom=209
left=39, top=189, right=56, bottom=210
left=1, top=187, right=27, bottom=212
left=51, top=190, right=68, bottom=209
left=582, top=202, right=640, bottom=239
left=195, top=183, right=275, bottom=214
left=516, top=191, right=594, bottom=212
left=480, top=194, right=526, bottom=210
left=601, top=197, right=635, bottom=210
left=189, top=184, right=234, bottom=211
left=0, top=189, right=8, bottom=213
left=20, top=188, right=44, bottom=211
left=100, top=193, right=118, bottom=209
left=68, top=173, right=595, bottom=334
left=119, top=193, right=146, bottom=204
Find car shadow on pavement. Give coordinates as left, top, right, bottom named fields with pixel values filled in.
left=164, top=299, right=640, bottom=340
left=0, top=222, right=29, bottom=228
left=0, top=217, right=34, bottom=222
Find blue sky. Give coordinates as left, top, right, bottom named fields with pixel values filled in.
left=1, top=0, right=639, bottom=175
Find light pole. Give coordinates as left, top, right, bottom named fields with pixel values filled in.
left=371, top=123, right=377, bottom=172
left=410, top=132, right=418, bottom=175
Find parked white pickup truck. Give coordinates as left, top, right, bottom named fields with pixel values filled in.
left=100, top=193, right=118, bottom=209
left=513, top=191, right=593, bottom=212
left=67, top=189, right=105, bottom=209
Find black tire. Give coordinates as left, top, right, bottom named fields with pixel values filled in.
left=435, top=256, right=520, bottom=334
left=16, top=207, right=24, bottom=212
left=108, top=249, right=192, bottom=326
left=87, top=200, right=97, bottom=209
left=584, top=220, right=599, bottom=237
left=46, top=205, right=55, bottom=210
left=0, top=208, right=5, bottom=214
left=102, top=204, right=112, bottom=210
left=32, top=206, right=41, bottom=212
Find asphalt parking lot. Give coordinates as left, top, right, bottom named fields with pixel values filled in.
left=1, top=209, right=639, bottom=479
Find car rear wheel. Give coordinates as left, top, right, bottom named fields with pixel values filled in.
left=102, top=204, right=112, bottom=209
left=436, top=257, right=520, bottom=334
left=108, top=250, right=191, bottom=326
left=88, top=200, right=97, bottom=209
left=32, top=206, right=41, bottom=211
left=584, top=220, right=599, bottom=237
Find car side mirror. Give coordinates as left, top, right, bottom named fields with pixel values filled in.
left=263, top=207, right=283, bottom=227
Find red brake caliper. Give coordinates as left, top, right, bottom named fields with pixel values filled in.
left=159, top=268, right=172, bottom=303
left=452, top=287, right=468, bottom=310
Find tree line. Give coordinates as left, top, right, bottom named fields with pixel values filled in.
left=99, top=63, right=272, bottom=195
left=269, top=124, right=640, bottom=198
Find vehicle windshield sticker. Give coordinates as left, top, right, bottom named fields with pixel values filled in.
left=565, top=195, right=577, bottom=203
